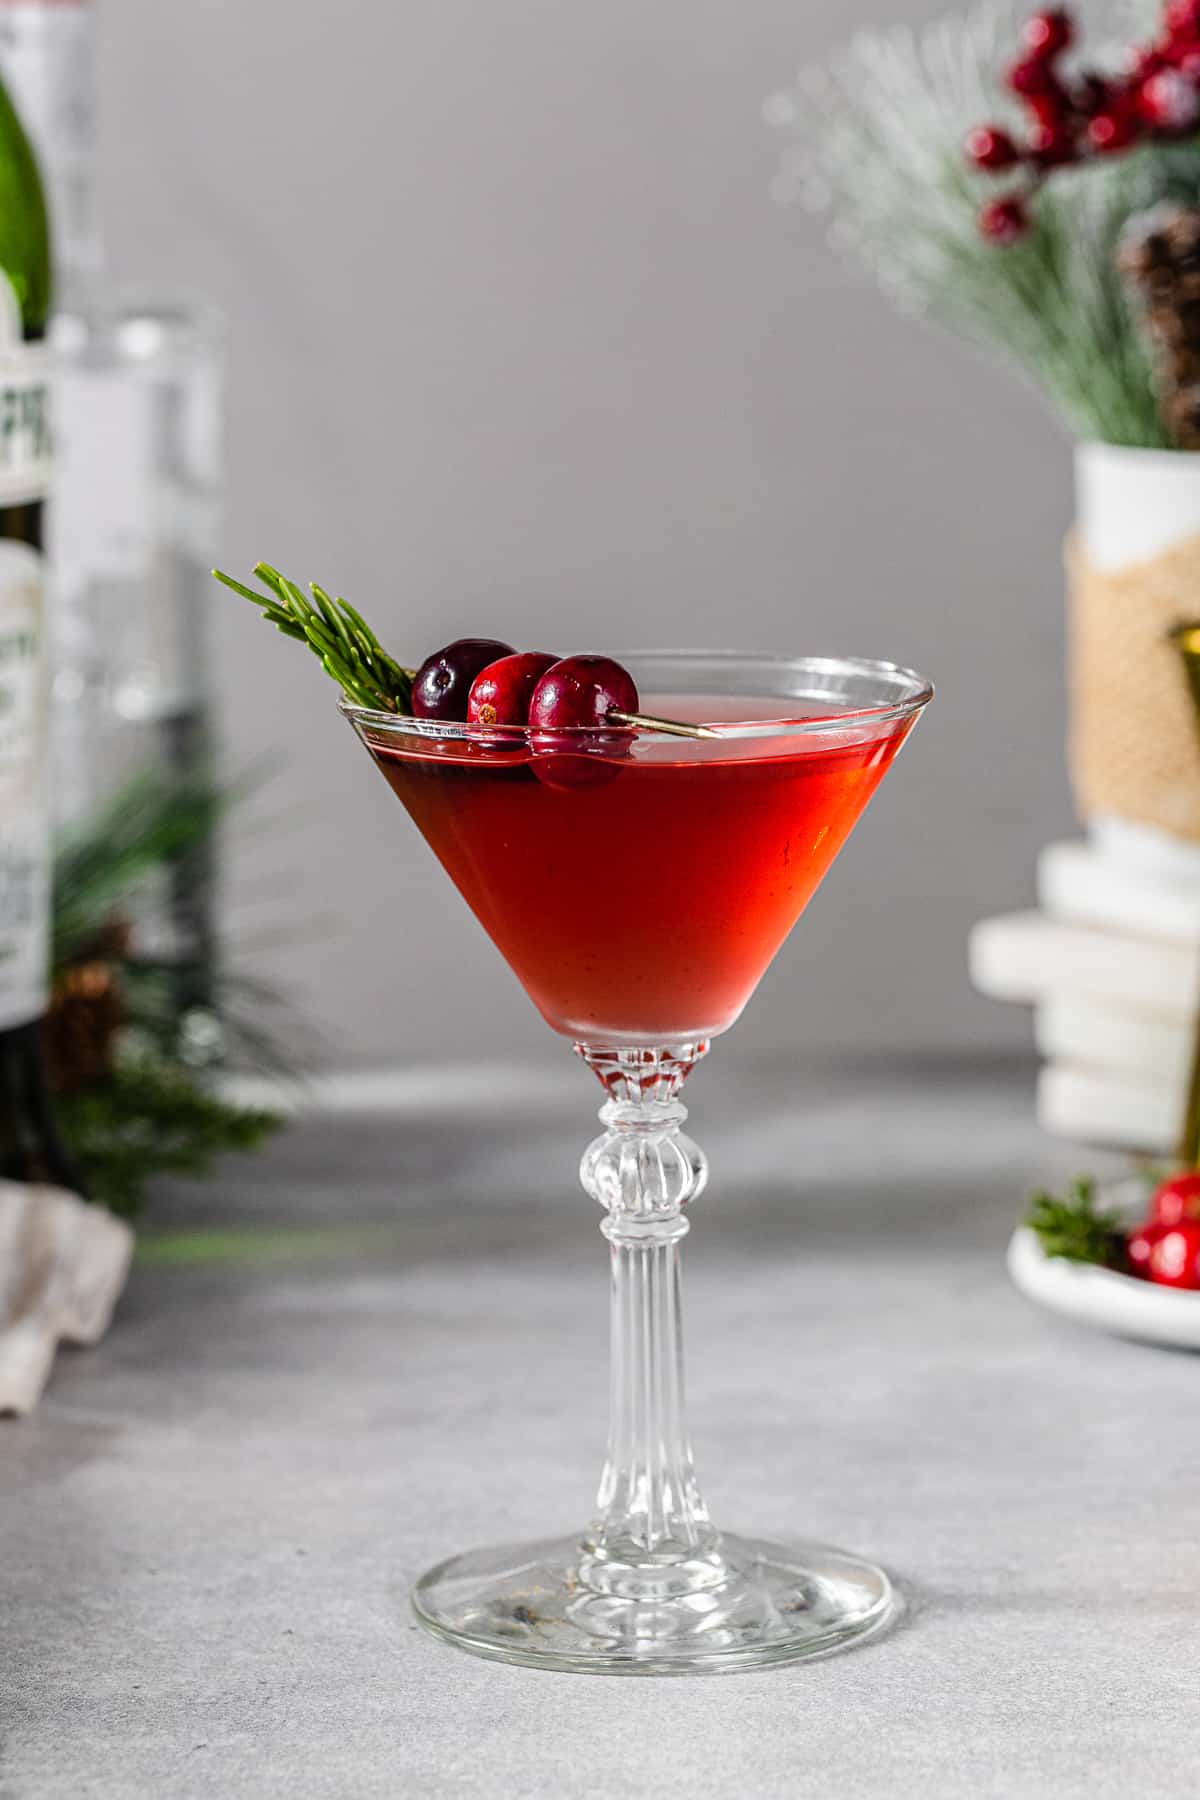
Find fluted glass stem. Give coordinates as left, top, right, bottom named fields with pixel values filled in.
left=575, top=1042, right=722, bottom=1597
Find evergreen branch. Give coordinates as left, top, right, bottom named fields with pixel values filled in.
left=213, top=563, right=415, bottom=712
left=56, top=1054, right=281, bottom=1220
left=1024, top=1176, right=1127, bottom=1269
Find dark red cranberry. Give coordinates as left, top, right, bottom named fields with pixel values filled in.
left=964, top=124, right=1022, bottom=170
left=467, top=651, right=559, bottom=727
left=1021, top=9, right=1073, bottom=59
left=528, top=655, right=639, bottom=730
left=978, top=195, right=1030, bottom=244
left=412, top=638, right=515, bottom=721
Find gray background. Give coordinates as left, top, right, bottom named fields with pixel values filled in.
left=101, top=0, right=1072, bottom=1066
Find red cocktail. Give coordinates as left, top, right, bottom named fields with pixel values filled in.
left=366, top=692, right=906, bottom=1042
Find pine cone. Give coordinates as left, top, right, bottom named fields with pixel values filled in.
left=43, top=960, right=126, bottom=1095
left=1118, top=205, right=1200, bottom=449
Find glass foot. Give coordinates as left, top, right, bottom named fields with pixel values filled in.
left=412, top=1532, right=896, bottom=1675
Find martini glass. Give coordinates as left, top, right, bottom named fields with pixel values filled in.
left=343, top=651, right=931, bottom=1674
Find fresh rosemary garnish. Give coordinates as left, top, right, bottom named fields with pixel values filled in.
left=1024, top=1177, right=1127, bottom=1270
left=213, top=562, right=722, bottom=738
left=212, top=563, right=416, bottom=713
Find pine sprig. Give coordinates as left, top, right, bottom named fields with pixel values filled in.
left=213, top=563, right=415, bottom=712
left=767, top=0, right=1175, bottom=446
left=1024, top=1176, right=1127, bottom=1269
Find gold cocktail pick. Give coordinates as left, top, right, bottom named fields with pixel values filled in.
left=1167, top=622, right=1200, bottom=1166
left=608, top=710, right=721, bottom=741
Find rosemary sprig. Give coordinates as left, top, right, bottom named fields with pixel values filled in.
left=1024, top=1177, right=1127, bottom=1271
left=214, top=563, right=723, bottom=738
left=212, top=563, right=415, bottom=713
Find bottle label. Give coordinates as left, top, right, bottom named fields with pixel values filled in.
left=0, top=538, right=48, bottom=1029
left=0, top=330, right=51, bottom=506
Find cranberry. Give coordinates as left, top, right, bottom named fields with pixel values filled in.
left=1148, top=1169, right=1200, bottom=1228
left=964, top=124, right=1022, bottom=170
left=1147, top=1222, right=1200, bottom=1288
left=978, top=196, right=1030, bottom=243
left=1006, top=56, right=1064, bottom=99
left=1021, top=9, right=1073, bottom=59
left=528, top=655, right=639, bottom=791
left=467, top=651, right=559, bottom=728
left=1127, top=1221, right=1166, bottom=1279
left=528, top=655, right=639, bottom=730
left=412, top=638, right=515, bottom=721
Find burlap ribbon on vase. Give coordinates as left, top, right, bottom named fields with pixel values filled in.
left=1067, top=530, right=1200, bottom=841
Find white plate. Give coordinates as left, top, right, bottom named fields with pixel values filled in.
left=1008, top=1187, right=1200, bottom=1350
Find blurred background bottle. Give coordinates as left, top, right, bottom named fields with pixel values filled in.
left=0, top=64, right=78, bottom=1184
left=0, top=0, right=224, bottom=1019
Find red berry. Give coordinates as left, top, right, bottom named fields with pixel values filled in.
left=1029, top=118, right=1078, bottom=164
left=1138, top=67, right=1200, bottom=130
left=1021, top=9, right=1074, bottom=59
left=1126, top=46, right=1165, bottom=80
left=467, top=651, right=559, bottom=728
left=529, top=655, right=639, bottom=731
left=978, top=195, right=1030, bottom=244
left=1087, top=107, right=1139, bottom=151
left=964, top=124, right=1022, bottom=170
left=1147, top=1221, right=1200, bottom=1288
left=1149, top=1169, right=1200, bottom=1227
left=1006, top=56, right=1063, bottom=99
left=1173, top=42, right=1200, bottom=78
left=1165, top=0, right=1200, bottom=40
left=413, top=638, right=515, bottom=721
left=1126, top=1221, right=1166, bottom=1278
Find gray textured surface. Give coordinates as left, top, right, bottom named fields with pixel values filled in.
left=5, top=1057, right=1197, bottom=1799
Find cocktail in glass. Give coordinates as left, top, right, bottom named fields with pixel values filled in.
left=343, top=650, right=932, bottom=1674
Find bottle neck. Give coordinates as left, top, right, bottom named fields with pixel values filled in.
left=0, top=0, right=101, bottom=303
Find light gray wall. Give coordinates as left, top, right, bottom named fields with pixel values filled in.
left=100, top=0, right=1073, bottom=1067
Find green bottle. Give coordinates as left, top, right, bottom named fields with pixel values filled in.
left=0, top=68, right=75, bottom=1187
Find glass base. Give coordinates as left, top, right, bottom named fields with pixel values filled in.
left=412, top=1531, right=896, bottom=1675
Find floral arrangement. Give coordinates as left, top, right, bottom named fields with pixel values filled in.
left=767, top=0, right=1200, bottom=446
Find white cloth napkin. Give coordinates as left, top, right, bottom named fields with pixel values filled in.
left=0, top=1180, right=133, bottom=1416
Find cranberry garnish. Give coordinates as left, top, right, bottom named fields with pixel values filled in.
left=413, top=638, right=515, bottom=721
left=528, top=655, right=639, bottom=791
left=1147, top=1221, right=1200, bottom=1288
left=1148, top=1169, right=1200, bottom=1228
left=467, top=651, right=559, bottom=728
left=528, top=655, right=639, bottom=730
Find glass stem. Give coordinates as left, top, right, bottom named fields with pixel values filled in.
left=575, top=1042, right=722, bottom=1597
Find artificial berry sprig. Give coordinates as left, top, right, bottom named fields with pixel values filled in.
left=967, top=2, right=1200, bottom=244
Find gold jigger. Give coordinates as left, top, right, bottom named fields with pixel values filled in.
left=1168, top=622, right=1200, bottom=1165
